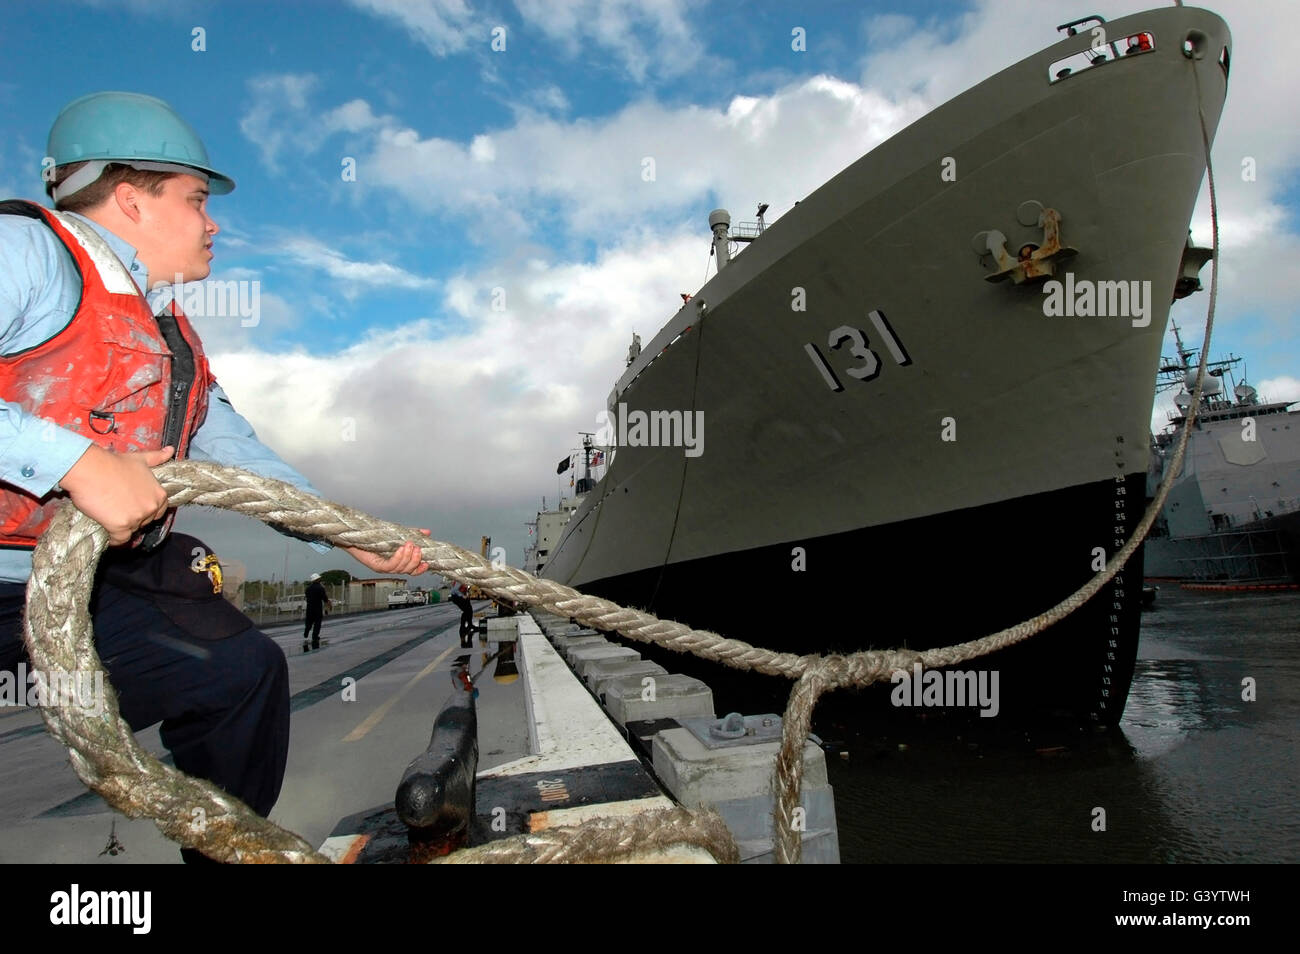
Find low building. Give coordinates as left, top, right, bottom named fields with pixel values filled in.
left=346, top=578, right=409, bottom=611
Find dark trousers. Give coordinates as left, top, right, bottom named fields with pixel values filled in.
left=304, top=612, right=323, bottom=645
left=451, top=595, right=473, bottom=640
left=0, top=580, right=290, bottom=819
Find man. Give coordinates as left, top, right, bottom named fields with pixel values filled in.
left=449, top=580, right=474, bottom=648
left=303, top=573, right=331, bottom=652
left=0, top=91, right=428, bottom=856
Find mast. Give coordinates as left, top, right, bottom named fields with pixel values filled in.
left=573, top=432, right=595, bottom=495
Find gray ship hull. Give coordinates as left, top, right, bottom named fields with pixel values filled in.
left=1146, top=402, right=1300, bottom=583
left=1145, top=512, right=1300, bottom=584
left=543, top=7, right=1230, bottom=725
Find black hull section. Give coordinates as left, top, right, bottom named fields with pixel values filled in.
left=572, top=473, right=1147, bottom=727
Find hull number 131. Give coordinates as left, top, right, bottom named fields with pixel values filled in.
left=804, top=309, right=911, bottom=392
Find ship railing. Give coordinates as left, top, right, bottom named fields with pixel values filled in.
left=1048, top=29, right=1155, bottom=84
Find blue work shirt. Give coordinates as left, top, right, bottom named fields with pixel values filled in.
left=0, top=203, right=327, bottom=583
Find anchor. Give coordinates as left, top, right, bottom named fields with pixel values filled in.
left=973, top=200, right=1078, bottom=285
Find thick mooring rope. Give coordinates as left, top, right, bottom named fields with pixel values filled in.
left=24, top=501, right=329, bottom=864
left=434, top=807, right=740, bottom=864
left=22, top=50, right=1223, bottom=867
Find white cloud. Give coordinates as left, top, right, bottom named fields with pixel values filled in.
left=239, top=74, right=319, bottom=173
left=346, top=0, right=477, bottom=57
left=202, top=230, right=705, bottom=565
left=527, top=85, right=571, bottom=114
left=1257, top=375, right=1300, bottom=407
left=469, top=135, right=496, bottom=163
left=322, top=99, right=387, bottom=135
left=354, top=74, right=922, bottom=243
left=238, top=79, right=401, bottom=186
left=278, top=237, right=438, bottom=291
left=514, top=0, right=705, bottom=83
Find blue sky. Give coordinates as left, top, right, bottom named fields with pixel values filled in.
left=2, top=0, right=1297, bottom=583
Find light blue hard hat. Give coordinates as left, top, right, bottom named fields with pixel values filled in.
left=45, top=91, right=235, bottom=200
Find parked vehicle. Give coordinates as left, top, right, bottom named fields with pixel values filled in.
left=387, top=589, right=423, bottom=609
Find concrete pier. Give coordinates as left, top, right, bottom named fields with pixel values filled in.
left=0, top=598, right=837, bottom=863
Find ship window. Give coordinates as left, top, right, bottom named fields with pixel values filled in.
left=1049, top=31, right=1154, bottom=83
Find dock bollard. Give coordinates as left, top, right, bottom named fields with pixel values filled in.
left=395, top=687, right=479, bottom=850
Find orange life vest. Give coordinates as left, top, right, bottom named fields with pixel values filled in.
left=0, top=200, right=212, bottom=548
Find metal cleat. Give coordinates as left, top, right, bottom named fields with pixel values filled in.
left=99, top=820, right=126, bottom=857
left=974, top=200, right=1078, bottom=284
left=395, top=685, right=478, bottom=850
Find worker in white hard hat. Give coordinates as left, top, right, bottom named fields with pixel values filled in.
left=0, top=91, right=428, bottom=859
left=303, top=572, right=332, bottom=652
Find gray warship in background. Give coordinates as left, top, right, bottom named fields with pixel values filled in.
left=1145, top=322, right=1300, bottom=583
left=531, top=6, right=1231, bottom=726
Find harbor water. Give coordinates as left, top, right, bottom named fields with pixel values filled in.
left=823, top=585, right=1299, bottom=864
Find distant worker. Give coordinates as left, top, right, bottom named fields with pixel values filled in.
left=1127, top=32, right=1153, bottom=54
left=449, top=580, right=474, bottom=647
left=303, top=573, right=331, bottom=652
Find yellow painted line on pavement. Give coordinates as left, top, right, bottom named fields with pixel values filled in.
left=342, top=642, right=460, bottom=742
